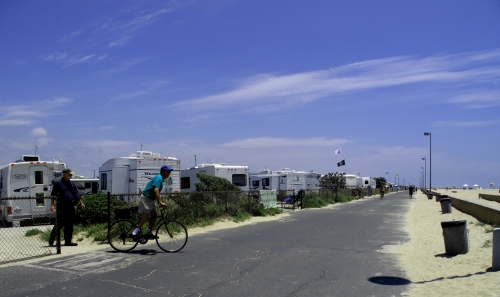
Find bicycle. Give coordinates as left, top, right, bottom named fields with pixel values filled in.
left=108, top=206, right=188, bottom=253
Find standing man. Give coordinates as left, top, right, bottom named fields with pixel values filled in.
left=132, top=166, right=172, bottom=239
left=409, top=185, right=415, bottom=199
left=49, top=168, right=85, bottom=246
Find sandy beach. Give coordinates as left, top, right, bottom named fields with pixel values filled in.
left=398, top=189, right=500, bottom=296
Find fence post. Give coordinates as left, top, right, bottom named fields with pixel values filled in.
left=107, top=192, right=111, bottom=240
left=56, top=196, right=61, bottom=254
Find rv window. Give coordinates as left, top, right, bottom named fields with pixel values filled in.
left=85, top=182, right=91, bottom=188
left=252, top=180, right=259, bottom=187
left=34, top=171, right=44, bottom=185
left=91, top=182, right=98, bottom=194
left=263, top=178, right=270, bottom=187
left=100, top=173, right=107, bottom=190
left=232, top=174, right=247, bottom=186
left=180, top=177, right=190, bottom=189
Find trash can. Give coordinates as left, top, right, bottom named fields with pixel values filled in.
left=427, top=193, right=433, bottom=200
left=441, top=220, right=468, bottom=255
left=440, top=198, right=452, bottom=214
left=436, top=194, right=442, bottom=202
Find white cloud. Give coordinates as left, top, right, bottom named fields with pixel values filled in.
left=447, top=90, right=500, bottom=109
left=434, top=120, right=497, bottom=127
left=222, top=137, right=350, bottom=148
left=30, top=127, right=48, bottom=137
left=0, top=119, right=33, bottom=126
left=42, top=52, right=96, bottom=67
left=170, top=50, right=500, bottom=112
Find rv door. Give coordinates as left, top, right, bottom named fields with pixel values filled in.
left=29, top=165, right=51, bottom=217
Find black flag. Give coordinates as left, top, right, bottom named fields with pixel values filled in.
left=337, top=160, right=345, bottom=167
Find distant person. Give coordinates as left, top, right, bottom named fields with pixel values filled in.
left=132, top=166, right=172, bottom=239
left=380, top=185, right=386, bottom=199
left=49, top=168, right=85, bottom=246
left=409, top=185, right=414, bottom=199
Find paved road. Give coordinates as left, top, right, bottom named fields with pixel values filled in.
left=0, top=191, right=411, bottom=297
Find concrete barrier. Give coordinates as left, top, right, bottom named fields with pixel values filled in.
left=445, top=195, right=500, bottom=225
left=478, top=193, right=500, bottom=203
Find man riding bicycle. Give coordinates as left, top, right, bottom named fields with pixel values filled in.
left=132, top=166, right=173, bottom=239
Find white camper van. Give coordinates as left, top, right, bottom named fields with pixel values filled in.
left=0, top=155, right=66, bottom=225
left=344, top=174, right=359, bottom=188
left=249, top=168, right=310, bottom=193
left=71, top=178, right=99, bottom=195
left=99, top=151, right=180, bottom=195
left=360, top=177, right=376, bottom=188
left=180, top=163, right=249, bottom=193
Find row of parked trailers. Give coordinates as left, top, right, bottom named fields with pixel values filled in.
left=0, top=151, right=375, bottom=225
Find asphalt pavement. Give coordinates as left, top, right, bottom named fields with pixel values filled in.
left=0, top=191, right=411, bottom=297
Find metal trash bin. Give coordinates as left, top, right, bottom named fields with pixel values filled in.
left=427, top=193, right=433, bottom=200
left=440, top=198, right=452, bottom=214
left=441, top=220, right=468, bottom=255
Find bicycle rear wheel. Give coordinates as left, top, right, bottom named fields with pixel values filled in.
left=108, top=219, right=138, bottom=252
left=156, top=221, right=188, bottom=252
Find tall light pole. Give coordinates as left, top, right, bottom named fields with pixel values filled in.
left=35, top=145, right=41, bottom=155
left=420, top=172, right=422, bottom=188
left=140, top=143, right=144, bottom=151
left=424, top=132, right=432, bottom=191
left=422, top=159, right=426, bottom=191
left=194, top=154, right=201, bottom=167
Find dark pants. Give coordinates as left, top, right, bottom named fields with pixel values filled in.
left=49, top=202, right=76, bottom=244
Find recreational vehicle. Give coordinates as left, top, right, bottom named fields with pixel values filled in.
left=0, top=155, right=66, bottom=225
left=99, top=151, right=180, bottom=196
left=344, top=174, right=359, bottom=188
left=180, top=163, right=249, bottom=193
left=249, top=168, right=314, bottom=195
left=71, top=178, right=99, bottom=195
left=360, top=177, right=376, bottom=188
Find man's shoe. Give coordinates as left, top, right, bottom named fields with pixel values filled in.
left=64, top=242, right=78, bottom=246
left=48, top=240, right=54, bottom=246
left=145, top=233, right=157, bottom=240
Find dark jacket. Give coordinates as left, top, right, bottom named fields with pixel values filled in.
left=51, top=178, right=80, bottom=204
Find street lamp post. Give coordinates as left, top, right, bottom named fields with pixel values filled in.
left=194, top=154, right=201, bottom=167
left=140, top=144, right=144, bottom=151
left=422, top=159, right=427, bottom=191
left=35, top=145, right=41, bottom=155
left=424, top=132, right=432, bottom=191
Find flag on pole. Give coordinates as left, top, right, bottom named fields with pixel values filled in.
left=335, top=148, right=343, bottom=155
left=337, top=160, right=345, bottom=167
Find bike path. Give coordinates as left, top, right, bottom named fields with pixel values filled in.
left=0, top=191, right=411, bottom=297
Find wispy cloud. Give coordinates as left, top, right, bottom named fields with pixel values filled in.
left=42, top=52, right=96, bottom=67
left=222, top=137, right=350, bottom=148
left=170, top=50, right=500, bottom=112
left=447, top=90, right=500, bottom=109
left=0, top=98, right=73, bottom=126
left=106, top=57, right=148, bottom=73
left=105, top=7, right=177, bottom=48
left=434, top=120, right=498, bottom=127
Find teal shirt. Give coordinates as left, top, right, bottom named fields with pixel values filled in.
left=142, top=174, right=164, bottom=199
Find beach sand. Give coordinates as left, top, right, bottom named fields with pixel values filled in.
left=398, top=189, right=500, bottom=297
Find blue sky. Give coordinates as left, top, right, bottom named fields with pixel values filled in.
left=1, top=0, right=499, bottom=188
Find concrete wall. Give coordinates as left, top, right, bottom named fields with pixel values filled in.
left=445, top=195, right=500, bottom=225
left=479, top=193, right=500, bottom=203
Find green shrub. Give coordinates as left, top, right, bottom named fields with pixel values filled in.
left=303, top=197, right=328, bottom=208
left=25, top=229, right=43, bottom=237
left=75, top=193, right=126, bottom=226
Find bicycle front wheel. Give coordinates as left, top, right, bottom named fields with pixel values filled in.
left=156, top=221, right=188, bottom=253
left=108, top=219, right=138, bottom=252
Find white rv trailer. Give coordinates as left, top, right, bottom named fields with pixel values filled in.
left=344, top=174, right=359, bottom=188
left=71, top=178, right=99, bottom=195
left=360, top=177, right=376, bottom=188
left=180, top=163, right=249, bottom=193
left=249, top=168, right=310, bottom=193
left=99, top=151, right=180, bottom=196
left=0, top=155, right=67, bottom=225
